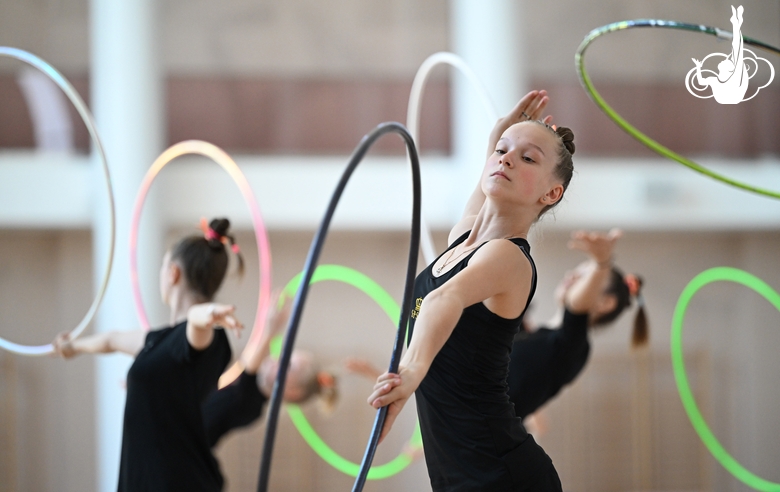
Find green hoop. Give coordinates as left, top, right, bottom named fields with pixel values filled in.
left=576, top=20, right=780, bottom=200
left=273, top=264, right=422, bottom=480
left=671, top=267, right=780, bottom=491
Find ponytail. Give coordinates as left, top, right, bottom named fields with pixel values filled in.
left=316, top=371, right=339, bottom=415
left=592, top=269, right=650, bottom=348
left=625, top=274, right=649, bottom=347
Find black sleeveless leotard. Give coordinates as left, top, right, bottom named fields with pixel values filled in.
left=507, top=308, right=590, bottom=420
left=408, top=231, right=562, bottom=491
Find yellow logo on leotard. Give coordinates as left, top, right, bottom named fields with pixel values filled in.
left=411, top=297, right=423, bottom=319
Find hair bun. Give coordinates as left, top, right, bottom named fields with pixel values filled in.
left=209, top=218, right=231, bottom=238
left=555, top=126, right=576, bottom=155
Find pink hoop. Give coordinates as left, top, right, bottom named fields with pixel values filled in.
left=129, top=140, right=272, bottom=353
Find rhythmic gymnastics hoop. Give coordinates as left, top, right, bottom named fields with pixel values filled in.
left=576, top=20, right=780, bottom=200
left=270, top=264, right=422, bottom=480
left=256, top=122, right=421, bottom=492
left=407, top=52, right=498, bottom=265
left=672, top=267, right=780, bottom=491
left=0, top=47, right=115, bottom=356
left=129, top=141, right=272, bottom=370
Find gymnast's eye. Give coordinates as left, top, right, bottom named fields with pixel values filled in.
left=522, top=155, right=535, bottom=163
left=495, top=148, right=506, bottom=155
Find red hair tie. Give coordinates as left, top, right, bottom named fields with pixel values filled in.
left=624, top=273, right=640, bottom=297
left=199, top=217, right=221, bottom=241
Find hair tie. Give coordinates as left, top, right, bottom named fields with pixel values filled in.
left=199, top=217, right=221, bottom=241
left=231, top=243, right=241, bottom=254
left=624, top=273, right=640, bottom=297
left=317, top=371, right=335, bottom=389
left=635, top=292, right=645, bottom=308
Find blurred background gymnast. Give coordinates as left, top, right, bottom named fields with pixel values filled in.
left=508, top=228, right=648, bottom=435
left=52, top=218, right=244, bottom=492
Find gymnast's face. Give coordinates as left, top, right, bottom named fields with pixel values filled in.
left=482, top=122, right=563, bottom=212
left=260, top=350, right=315, bottom=403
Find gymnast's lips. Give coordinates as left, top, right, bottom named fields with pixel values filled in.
left=491, top=171, right=510, bottom=181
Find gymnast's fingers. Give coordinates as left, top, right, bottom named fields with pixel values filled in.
left=211, top=304, right=236, bottom=319
left=511, top=90, right=539, bottom=116
left=375, top=372, right=400, bottom=384
left=374, top=378, right=402, bottom=396
left=372, top=376, right=401, bottom=393
left=526, top=90, right=549, bottom=119
left=378, top=401, right=404, bottom=444
left=567, top=238, right=588, bottom=252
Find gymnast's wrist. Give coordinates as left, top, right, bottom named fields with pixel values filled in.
left=594, top=257, right=613, bottom=269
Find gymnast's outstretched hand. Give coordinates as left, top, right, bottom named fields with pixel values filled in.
left=187, top=303, right=244, bottom=350
left=567, top=228, right=622, bottom=265
left=367, top=366, right=421, bottom=444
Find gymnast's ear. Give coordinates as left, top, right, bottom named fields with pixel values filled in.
left=541, top=183, right=564, bottom=207
left=168, top=260, right=183, bottom=286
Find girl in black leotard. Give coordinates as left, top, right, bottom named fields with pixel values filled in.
left=368, top=90, right=573, bottom=491
left=508, top=229, right=648, bottom=426
left=53, top=218, right=244, bottom=492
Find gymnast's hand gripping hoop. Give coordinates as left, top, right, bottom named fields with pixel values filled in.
left=0, top=47, right=115, bottom=356
left=256, top=122, right=421, bottom=492
left=576, top=20, right=780, bottom=200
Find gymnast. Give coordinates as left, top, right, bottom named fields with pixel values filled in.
left=508, top=228, right=647, bottom=430
left=53, top=218, right=244, bottom=492
left=201, top=292, right=338, bottom=449
left=368, top=90, right=571, bottom=490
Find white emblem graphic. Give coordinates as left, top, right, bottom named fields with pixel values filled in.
left=685, top=5, right=774, bottom=104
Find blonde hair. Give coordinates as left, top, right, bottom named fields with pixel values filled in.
left=294, top=355, right=339, bottom=414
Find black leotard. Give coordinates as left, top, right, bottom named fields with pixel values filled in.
left=202, top=370, right=267, bottom=447
left=118, top=322, right=231, bottom=492
left=408, top=231, right=562, bottom=492
left=507, top=308, right=590, bottom=420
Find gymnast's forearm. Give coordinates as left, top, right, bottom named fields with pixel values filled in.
left=70, top=332, right=113, bottom=355
left=565, top=261, right=611, bottom=314
left=241, top=336, right=273, bottom=375
left=399, top=293, right=462, bottom=380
